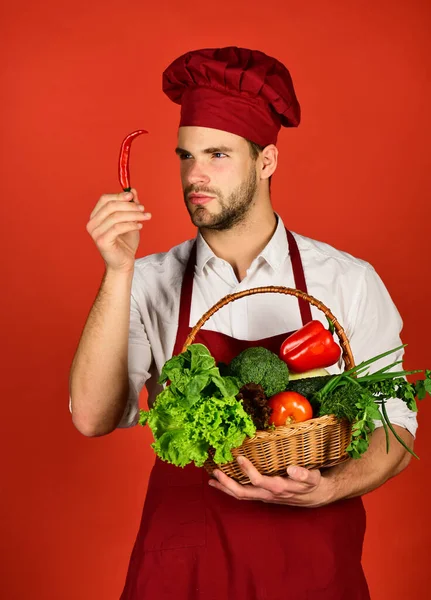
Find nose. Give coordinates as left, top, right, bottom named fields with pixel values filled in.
left=184, top=160, right=210, bottom=186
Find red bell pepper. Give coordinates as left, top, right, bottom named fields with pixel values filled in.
left=279, top=319, right=341, bottom=373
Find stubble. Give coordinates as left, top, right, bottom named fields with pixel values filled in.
left=184, top=166, right=258, bottom=231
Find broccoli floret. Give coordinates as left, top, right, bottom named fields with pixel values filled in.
left=228, top=347, right=289, bottom=398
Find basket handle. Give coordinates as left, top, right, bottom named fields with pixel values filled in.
left=181, top=286, right=355, bottom=370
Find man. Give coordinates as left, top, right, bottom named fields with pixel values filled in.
left=70, top=47, right=417, bottom=599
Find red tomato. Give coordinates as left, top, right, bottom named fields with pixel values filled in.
left=268, top=391, right=313, bottom=426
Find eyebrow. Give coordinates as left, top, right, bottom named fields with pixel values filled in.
left=175, top=145, right=234, bottom=156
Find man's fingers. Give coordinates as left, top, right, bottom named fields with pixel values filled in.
left=210, top=470, right=274, bottom=502
left=90, top=191, right=136, bottom=220
left=235, top=457, right=320, bottom=496
left=235, top=457, right=267, bottom=487
left=235, top=457, right=291, bottom=495
left=208, top=479, right=238, bottom=499
left=96, top=221, right=144, bottom=249
left=88, top=203, right=148, bottom=235
left=287, top=466, right=321, bottom=485
left=90, top=196, right=139, bottom=223
left=129, top=188, right=140, bottom=204
left=91, top=211, right=151, bottom=240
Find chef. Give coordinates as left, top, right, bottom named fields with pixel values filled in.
left=70, top=47, right=417, bottom=599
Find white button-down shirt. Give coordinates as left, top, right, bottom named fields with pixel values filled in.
left=123, top=215, right=417, bottom=438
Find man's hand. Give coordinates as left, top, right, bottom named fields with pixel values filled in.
left=86, top=189, right=151, bottom=273
left=209, top=456, right=332, bottom=508
left=209, top=427, right=413, bottom=507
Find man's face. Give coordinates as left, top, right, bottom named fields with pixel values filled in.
left=176, top=126, right=258, bottom=230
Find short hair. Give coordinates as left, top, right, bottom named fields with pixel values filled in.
left=247, top=140, right=265, bottom=160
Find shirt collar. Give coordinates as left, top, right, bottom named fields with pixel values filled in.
left=258, top=214, right=289, bottom=271
left=195, top=213, right=289, bottom=274
left=196, top=233, right=216, bottom=273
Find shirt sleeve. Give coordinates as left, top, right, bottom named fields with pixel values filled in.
left=346, top=265, right=418, bottom=438
left=117, top=290, right=153, bottom=428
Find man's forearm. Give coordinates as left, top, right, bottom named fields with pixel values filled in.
left=322, top=426, right=414, bottom=503
left=69, top=268, right=134, bottom=437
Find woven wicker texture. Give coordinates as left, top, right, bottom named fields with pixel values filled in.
left=182, top=286, right=354, bottom=484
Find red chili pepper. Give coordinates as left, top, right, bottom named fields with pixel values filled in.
left=118, top=130, right=148, bottom=192
left=279, top=319, right=341, bottom=373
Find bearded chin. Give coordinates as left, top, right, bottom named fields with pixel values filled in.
left=190, top=168, right=258, bottom=231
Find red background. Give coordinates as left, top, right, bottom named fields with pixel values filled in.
left=1, top=1, right=430, bottom=598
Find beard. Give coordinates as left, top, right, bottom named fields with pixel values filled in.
left=184, top=166, right=258, bottom=231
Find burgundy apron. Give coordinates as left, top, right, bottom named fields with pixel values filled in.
left=121, top=231, right=370, bottom=600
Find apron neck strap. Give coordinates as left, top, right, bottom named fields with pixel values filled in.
left=285, top=230, right=312, bottom=325
left=175, top=242, right=197, bottom=351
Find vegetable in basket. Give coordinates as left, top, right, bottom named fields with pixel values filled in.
left=138, top=344, right=256, bottom=467
left=228, top=346, right=290, bottom=397
left=279, top=319, right=341, bottom=372
left=140, top=341, right=431, bottom=473
left=286, top=373, right=332, bottom=412
left=310, top=346, right=431, bottom=459
left=268, top=391, right=313, bottom=426
left=236, top=383, right=272, bottom=430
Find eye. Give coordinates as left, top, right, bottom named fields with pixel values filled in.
left=179, top=152, right=193, bottom=160
left=213, top=152, right=227, bottom=159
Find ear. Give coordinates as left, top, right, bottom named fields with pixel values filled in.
left=259, top=145, right=278, bottom=181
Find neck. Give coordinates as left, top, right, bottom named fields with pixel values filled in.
left=199, top=198, right=277, bottom=282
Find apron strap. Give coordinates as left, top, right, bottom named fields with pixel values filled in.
left=175, top=228, right=312, bottom=354
left=285, top=230, right=312, bottom=325
left=173, top=242, right=197, bottom=356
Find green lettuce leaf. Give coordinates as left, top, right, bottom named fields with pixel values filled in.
left=140, top=344, right=256, bottom=468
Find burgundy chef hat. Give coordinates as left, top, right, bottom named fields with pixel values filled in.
left=162, top=46, right=300, bottom=147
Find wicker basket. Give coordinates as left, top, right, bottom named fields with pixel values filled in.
left=181, top=286, right=354, bottom=484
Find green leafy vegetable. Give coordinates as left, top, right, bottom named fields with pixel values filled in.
left=318, top=381, right=366, bottom=422
left=228, top=346, right=289, bottom=397
left=313, top=346, right=431, bottom=459
left=413, top=370, right=431, bottom=401
left=139, top=344, right=256, bottom=467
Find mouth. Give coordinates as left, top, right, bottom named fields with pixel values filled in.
left=188, top=194, right=215, bottom=206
